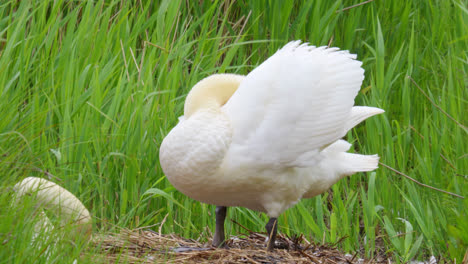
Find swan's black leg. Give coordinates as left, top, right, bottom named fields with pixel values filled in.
left=266, top=217, right=278, bottom=251
left=212, top=206, right=227, bottom=248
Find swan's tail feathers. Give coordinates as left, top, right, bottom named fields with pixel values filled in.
left=323, top=139, right=352, bottom=153
left=340, top=153, right=380, bottom=176
left=344, top=106, right=384, bottom=133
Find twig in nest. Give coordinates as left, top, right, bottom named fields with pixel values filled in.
left=298, top=249, right=321, bottom=263
left=230, top=219, right=256, bottom=234
left=348, top=251, right=358, bottom=263
left=330, top=235, right=349, bottom=247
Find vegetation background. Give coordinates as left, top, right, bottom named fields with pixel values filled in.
left=0, top=0, right=466, bottom=263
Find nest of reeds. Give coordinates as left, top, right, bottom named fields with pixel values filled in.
left=91, top=228, right=388, bottom=263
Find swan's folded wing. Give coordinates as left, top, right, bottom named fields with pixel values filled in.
left=222, top=41, right=366, bottom=167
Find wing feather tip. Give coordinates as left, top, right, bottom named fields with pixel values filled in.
left=281, top=41, right=361, bottom=65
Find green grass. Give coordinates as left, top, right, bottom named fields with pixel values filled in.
left=1, top=0, right=467, bottom=262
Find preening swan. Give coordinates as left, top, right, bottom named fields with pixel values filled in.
left=13, top=177, right=91, bottom=259
left=159, top=41, right=384, bottom=251
left=14, top=177, right=92, bottom=236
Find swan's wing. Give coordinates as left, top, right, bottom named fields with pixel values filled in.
left=223, top=41, right=371, bottom=167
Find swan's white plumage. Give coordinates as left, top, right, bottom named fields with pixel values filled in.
left=345, top=106, right=385, bottom=133
left=159, top=41, right=384, bottom=218
left=223, top=41, right=366, bottom=167
left=14, top=177, right=92, bottom=233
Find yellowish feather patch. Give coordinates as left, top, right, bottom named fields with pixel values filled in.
left=184, top=74, right=244, bottom=117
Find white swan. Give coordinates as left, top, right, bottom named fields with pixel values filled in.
left=14, top=177, right=92, bottom=238
left=13, top=177, right=91, bottom=260
left=159, top=41, right=384, bottom=250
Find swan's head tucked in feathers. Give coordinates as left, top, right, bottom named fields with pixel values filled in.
left=159, top=40, right=384, bottom=251
left=160, top=74, right=244, bottom=197
left=184, top=73, right=244, bottom=118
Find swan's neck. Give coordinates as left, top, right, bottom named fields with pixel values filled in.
left=184, top=74, right=244, bottom=117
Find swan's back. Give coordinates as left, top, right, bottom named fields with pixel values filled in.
left=160, top=41, right=383, bottom=218
left=223, top=41, right=367, bottom=168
